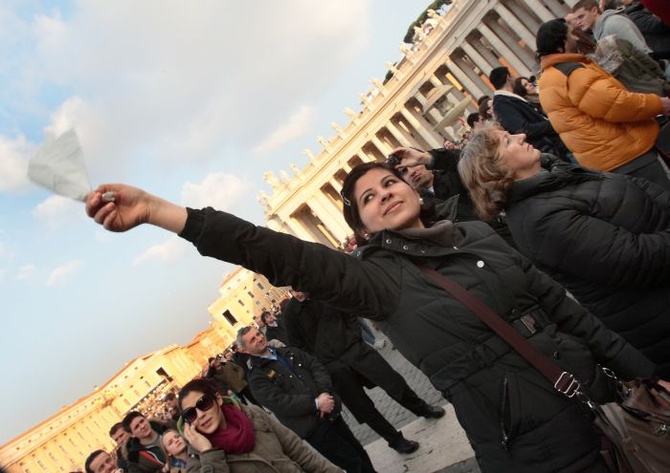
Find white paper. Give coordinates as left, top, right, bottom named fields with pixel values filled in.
left=28, top=129, right=92, bottom=201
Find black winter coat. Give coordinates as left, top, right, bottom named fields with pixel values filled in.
left=625, top=2, right=670, bottom=54
left=179, top=207, right=655, bottom=473
left=247, top=347, right=341, bottom=439
left=505, top=165, right=670, bottom=376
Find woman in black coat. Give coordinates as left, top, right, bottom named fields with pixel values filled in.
left=85, top=162, right=661, bottom=473
left=459, top=124, right=670, bottom=377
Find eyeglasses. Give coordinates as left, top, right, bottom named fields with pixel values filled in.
left=181, top=394, right=215, bottom=424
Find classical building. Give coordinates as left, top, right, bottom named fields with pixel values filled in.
left=0, top=331, right=216, bottom=472
left=207, top=267, right=290, bottom=343
left=259, top=0, right=573, bottom=247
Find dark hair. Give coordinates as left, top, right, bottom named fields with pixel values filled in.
left=512, top=77, right=529, bottom=97
left=477, top=95, right=491, bottom=106
left=536, top=19, right=568, bottom=58
left=165, top=392, right=177, bottom=402
left=260, top=310, right=271, bottom=324
left=478, top=99, right=493, bottom=120
left=488, top=66, right=509, bottom=90
left=340, top=162, right=404, bottom=245
left=84, top=450, right=106, bottom=473
left=109, top=422, right=124, bottom=438
left=466, top=112, right=481, bottom=128
left=121, top=411, right=144, bottom=433
left=178, top=378, right=220, bottom=411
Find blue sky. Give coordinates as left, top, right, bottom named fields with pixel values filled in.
left=0, top=0, right=434, bottom=445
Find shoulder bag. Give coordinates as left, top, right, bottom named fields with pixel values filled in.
left=419, top=266, right=670, bottom=473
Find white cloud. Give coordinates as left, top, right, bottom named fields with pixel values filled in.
left=16, top=264, right=38, bottom=281
left=46, top=260, right=83, bottom=287
left=133, top=236, right=186, bottom=266
left=32, top=195, right=84, bottom=229
left=254, top=106, right=315, bottom=155
left=10, top=1, right=372, bottom=169
left=0, top=133, right=34, bottom=191
left=181, top=172, right=253, bottom=210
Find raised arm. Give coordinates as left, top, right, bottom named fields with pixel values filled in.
left=86, top=185, right=187, bottom=234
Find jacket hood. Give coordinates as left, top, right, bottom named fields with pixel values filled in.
left=594, top=7, right=626, bottom=38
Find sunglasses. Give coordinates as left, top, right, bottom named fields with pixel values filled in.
left=181, top=394, right=215, bottom=424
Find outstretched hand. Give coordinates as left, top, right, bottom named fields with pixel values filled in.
left=85, top=184, right=188, bottom=234
left=85, top=184, right=152, bottom=232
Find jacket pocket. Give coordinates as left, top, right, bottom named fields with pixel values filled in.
left=499, top=375, right=519, bottom=451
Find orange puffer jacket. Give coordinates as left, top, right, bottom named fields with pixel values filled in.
left=538, top=53, right=662, bottom=171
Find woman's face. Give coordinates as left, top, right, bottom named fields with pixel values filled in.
left=495, top=131, right=542, bottom=180
left=180, top=391, right=224, bottom=435
left=162, top=431, right=187, bottom=456
left=521, top=79, right=536, bottom=95
left=353, top=167, right=424, bottom=236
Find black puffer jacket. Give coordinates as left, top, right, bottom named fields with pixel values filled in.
left=505, top=164, right=670, bottom=377
left=179, top=208, right=655, bottom=473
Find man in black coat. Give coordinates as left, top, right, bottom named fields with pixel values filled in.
left=237, top=326, right=376, bottom=473
left=282, top=290, right=445, bottom=454
left=489, top=66, right=571, bottom=162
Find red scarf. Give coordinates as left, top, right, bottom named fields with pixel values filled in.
left=207, top=404, right=256, bottom=454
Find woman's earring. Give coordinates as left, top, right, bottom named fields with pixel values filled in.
left=419, top=197, right=424, bottom=206
left=363, top=232, right=371, bottom=240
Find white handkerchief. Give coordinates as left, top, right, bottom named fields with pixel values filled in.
left=28, top=129, right=92, bottom=201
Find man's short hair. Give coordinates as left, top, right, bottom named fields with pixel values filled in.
left=84, top=450, right=106, bottom=473
left=108, top=422, right=124, bottom=438
left=572, top=0, right=599, bottom=13
left=165, top=392, right=177, bottom=402
left=236, top=326, right=253, bottom=348
left=466, top=112, right=481, bottom=128
left=260, top=311, right=272, bottom=324
left=121, top=411, right=144, bottom=433
left=477, top=95, right=491, bottom=106
left=488, top=66, right=509, bottom=90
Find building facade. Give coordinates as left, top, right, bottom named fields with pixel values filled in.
left=1, top=337, right=210, bottom=472
left=259, top=0, right=573, bottom=247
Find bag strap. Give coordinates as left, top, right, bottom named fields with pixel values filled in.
left=418, top=265, right=582, bottom=398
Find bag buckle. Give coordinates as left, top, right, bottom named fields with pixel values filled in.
left=555, top=372, right=581, bottom=398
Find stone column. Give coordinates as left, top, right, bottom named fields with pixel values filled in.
left=370, top=134, right=392, bottom=157
left=309, top=193, right=349, bottom=241
left=468, top=33, right=503, bottom=70
left=494, top=4, right=537, bottom=52
left=399, top=107, right=443, bottom=149
left=446, top=60, right=486, bottom=98
left=452, top=53, right=490, bottom=97
left=518, top=0, right=555, bottom=23
left=460, top=40, right=497, bottom=80
left=482, top=18, right=535, bottom=70
left=477, top=23, right=532, bottom=76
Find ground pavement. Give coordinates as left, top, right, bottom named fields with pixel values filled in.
left=340, top=331, right=481, bottom=473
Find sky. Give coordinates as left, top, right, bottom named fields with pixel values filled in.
left=0, top=0, right=435, bottom=446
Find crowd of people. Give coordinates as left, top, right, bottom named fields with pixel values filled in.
left=81, top=2, right=670, bottom=473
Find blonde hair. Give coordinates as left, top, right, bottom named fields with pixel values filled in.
left=458, top=123, right=515, bottom=220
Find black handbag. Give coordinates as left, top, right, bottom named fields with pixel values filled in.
left=418, top=266, right=670, bottom=473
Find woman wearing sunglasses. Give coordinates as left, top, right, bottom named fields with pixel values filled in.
left=86, top=161, right=659, bottom=473
left=176, top=379, right=342, bottom=472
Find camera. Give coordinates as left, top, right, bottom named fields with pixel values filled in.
left=386, top=154, right=400, bottom=166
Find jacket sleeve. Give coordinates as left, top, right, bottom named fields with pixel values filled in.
left=493, top=98, right=556, bottom=140
left=301, top=349, right=334, bottom=393
left=516, top=250, right=656, bottom=379
left=185, top=448, right=230, bottom=473
left=261, top=409, right=344, bottom=473
left=513, top=196, right=670, bottom=289
left=283, top=302, right=309, bottom=352
left=179, top=208, right=399, bottom=320
left=568, top=66, right=663, bottom=123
